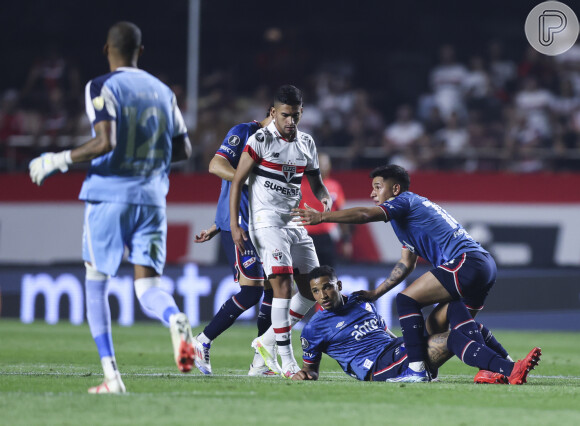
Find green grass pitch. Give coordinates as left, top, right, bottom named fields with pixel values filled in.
left=1, top=319, right=580, bottom=425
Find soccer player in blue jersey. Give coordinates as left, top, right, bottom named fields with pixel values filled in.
left=292, top=266, right=541, bottom=384
left=193, top=108, right=277, bottom=376
left=293, top=164, right=515, bottom=382
left=29, top=22, right=195, bottom=393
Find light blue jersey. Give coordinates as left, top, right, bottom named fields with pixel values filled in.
left=378, top=191, right=486, bottom=267
left=300, top=295, right=397, bottom=381
left=79, top=67, right=187, bottom=207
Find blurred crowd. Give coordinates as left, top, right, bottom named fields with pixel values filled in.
left=2, top=40, right=580, bottom=173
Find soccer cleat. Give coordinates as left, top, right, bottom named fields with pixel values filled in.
left=251, top=336, right=282, bottom=375
left=169, top=313, right=195, bottom=373
left=88, top=373, right=126, bottom=394
left=508, top=347, right=541, bottom=385
left=387, top=367, right=430, bottom=383
left=474, top=370, right=508, bottom=384
left=248, top=363, right=278, bottom=376
left=281, top=362, right=301, bottom=379
left=192, top=335, right=212, bottom=375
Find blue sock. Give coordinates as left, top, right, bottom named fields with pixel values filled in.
left=396, top=293, right=426, bottom=363
left=85, top=279, right=114, bottom=358
left=478, top=323, right=510, bottom=358
left=447, top=300, right=484, bottom=344
left=204, top=286, right=264, bottom=341
left=138, top=287, right=180, bottom=327
left=257, top=288, right=273, bottom=336
left=447, top=329, right=513, bottom=375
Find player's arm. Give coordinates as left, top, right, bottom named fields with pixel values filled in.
left=293, top=203, right=386, bottom=226
left=305, top=173, right=332, bottom=212
left=354, top=248, right=417, bottom=301
left=229, top=151, right=256, bottom=252
left=29, top=120, right=114, bottom=186
left=194, top=223, right=220, bottom=243
left=171, top=133, right=192, bottom=162
left=209, top=154, right=235, bottom=181
left=291, top=362, right=320, bottom=381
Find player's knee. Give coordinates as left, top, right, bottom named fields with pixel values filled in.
left=134, top=276, right=161, bottom=299
left=236, top=285, right=264, bottom=309
left=85, top=262, right=108, bottom=282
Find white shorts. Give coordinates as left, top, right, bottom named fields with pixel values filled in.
left=250, top=227, right=319, bottom=277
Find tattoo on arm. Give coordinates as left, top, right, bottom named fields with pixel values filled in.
left=386, top=262, right=409, bottom=286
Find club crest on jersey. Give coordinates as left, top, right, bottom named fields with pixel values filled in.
left=243, top=257, right=256, bottom=268
left=282, top=164, right=296, bottom=182
left=301, top=337, right=309, bottom=349
left=228, top=135, right=240, bottom=146
left=92, top=96, right=105, bottom=111
left=255, top=132, right=265, bottom=142
left=272, top=249, right=283, bottom=262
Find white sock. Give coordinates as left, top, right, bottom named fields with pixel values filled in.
left=289, top=293, right=315, bottom=327
left=409, top=361, right=425, bottom=372
left=197, top=332, right=211, bottom=345
left=101, top=356, right=120, bottom=381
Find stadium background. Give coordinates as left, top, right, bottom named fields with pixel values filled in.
left=0, top=0, right=579, bottom=330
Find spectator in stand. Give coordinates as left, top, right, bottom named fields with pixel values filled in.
left=428, top=44, right=468, bottom=120
left=382, top=104, right=424, bottom=158
left=300, top=152, right=352, bottom=267
left=433, top=111, right=470, bottom=170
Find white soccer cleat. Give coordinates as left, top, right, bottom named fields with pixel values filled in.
left=192, top=335, right=212, bottom=375
left=251, top=336, right=282, bottom=375
left=169, top=313, right=194, bottom=373
left=281, top=362, right=301, bottom=379
left=88, top=372, right=126, bottom=394
left=248, top=363, right=278, bottom=376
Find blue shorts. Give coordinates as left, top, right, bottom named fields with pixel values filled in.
left=220, top=230, right=265, bottom=282
left=431, top=251, right=497, bottom=310
left=82, top=201, right=166, bottom=276
left=368, top=337, right=408, bottom=381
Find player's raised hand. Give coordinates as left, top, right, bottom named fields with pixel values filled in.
left=29, top=151, right=71, bottom=186
left=291, top=203, right=323, bottom=226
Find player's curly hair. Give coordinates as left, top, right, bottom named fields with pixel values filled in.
left=370, top=164, right=410, bottom=192
left=274, top=85, right=303, bottom=107
left=308, top=265, right=337, bottom=283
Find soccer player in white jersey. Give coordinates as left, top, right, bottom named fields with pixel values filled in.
left=230, top=85, right=332, bottom=378
left=29, top=22, right=195, bottom=394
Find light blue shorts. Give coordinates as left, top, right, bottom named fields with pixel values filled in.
left=82, top=201, right=166, bottom=276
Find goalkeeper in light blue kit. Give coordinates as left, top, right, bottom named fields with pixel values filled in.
left=29, top=22, right=196, bottom=394
left=293, top=266, right=541, bottom=384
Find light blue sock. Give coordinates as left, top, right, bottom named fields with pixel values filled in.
left=85, top=279, right=114, bottom=358
left=139, top=286, right=180, bottom=327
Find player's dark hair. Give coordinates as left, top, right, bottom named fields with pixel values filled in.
left=274, top=85, right=303, bottom=106
left=370, top=164, right=410, bottom=192
left=266, top=104, right=274, bottom=118
left=108, top=21, right=142, bottom=59
left=308, top=265, right=337, bottom=283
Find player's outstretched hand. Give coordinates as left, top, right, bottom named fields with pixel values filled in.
left=291, top=203, right=322, bottom=226
left=352, top=289, right=380, bottom=302
left=29, top=151, right=71, bottom=186
left=194, top=224, right=219, bottom=243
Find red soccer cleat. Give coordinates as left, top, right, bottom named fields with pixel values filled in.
left=474, top=370, right=508, bottom=384
left=508, top=347, right=542, bottom=385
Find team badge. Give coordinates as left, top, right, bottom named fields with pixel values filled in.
left=272, top=249, right=283, bottom=262
left=364, top=303, right=373, bottom=313
left=301, top=337, right=309, bottom=349
left=228, top=135, right=240, bottom=146
left=243, top=257, right=256, bottom=268
left=92, top=96, right=104, bottom=111
left=256, top=132, right=264, bottom=142
left=282, top=164, right=296, bottom=182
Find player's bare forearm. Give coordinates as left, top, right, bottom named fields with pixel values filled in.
left=171, top=133, right=192, bottom=162
left=194, top=223, right=220, bottom=243
left=307, top=174, right=332, bottom=212
left=293, top=205, right=385, bottom=226
left=70, top=121, right=114, bottom=163
left=376, top=261, right=412, bottom=297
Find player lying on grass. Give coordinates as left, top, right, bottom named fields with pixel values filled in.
left=292, top=266, right=541, bottom=384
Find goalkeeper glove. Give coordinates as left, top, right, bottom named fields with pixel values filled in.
left=29, top=150, right=72, bottom=186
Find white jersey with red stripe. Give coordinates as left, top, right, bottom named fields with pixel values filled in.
left=243, top=121, right=320, bottom=230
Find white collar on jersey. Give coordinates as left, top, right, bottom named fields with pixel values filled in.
left=115, top=67, right=145, bottom=73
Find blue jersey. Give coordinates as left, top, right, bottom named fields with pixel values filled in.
left=79, top=67, right=188, bottom=207
left=214, top=121, right=262, bottom=231
left=378, top=191, right=486, bottom=267
left=300, top=295, right=398, bottom=381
